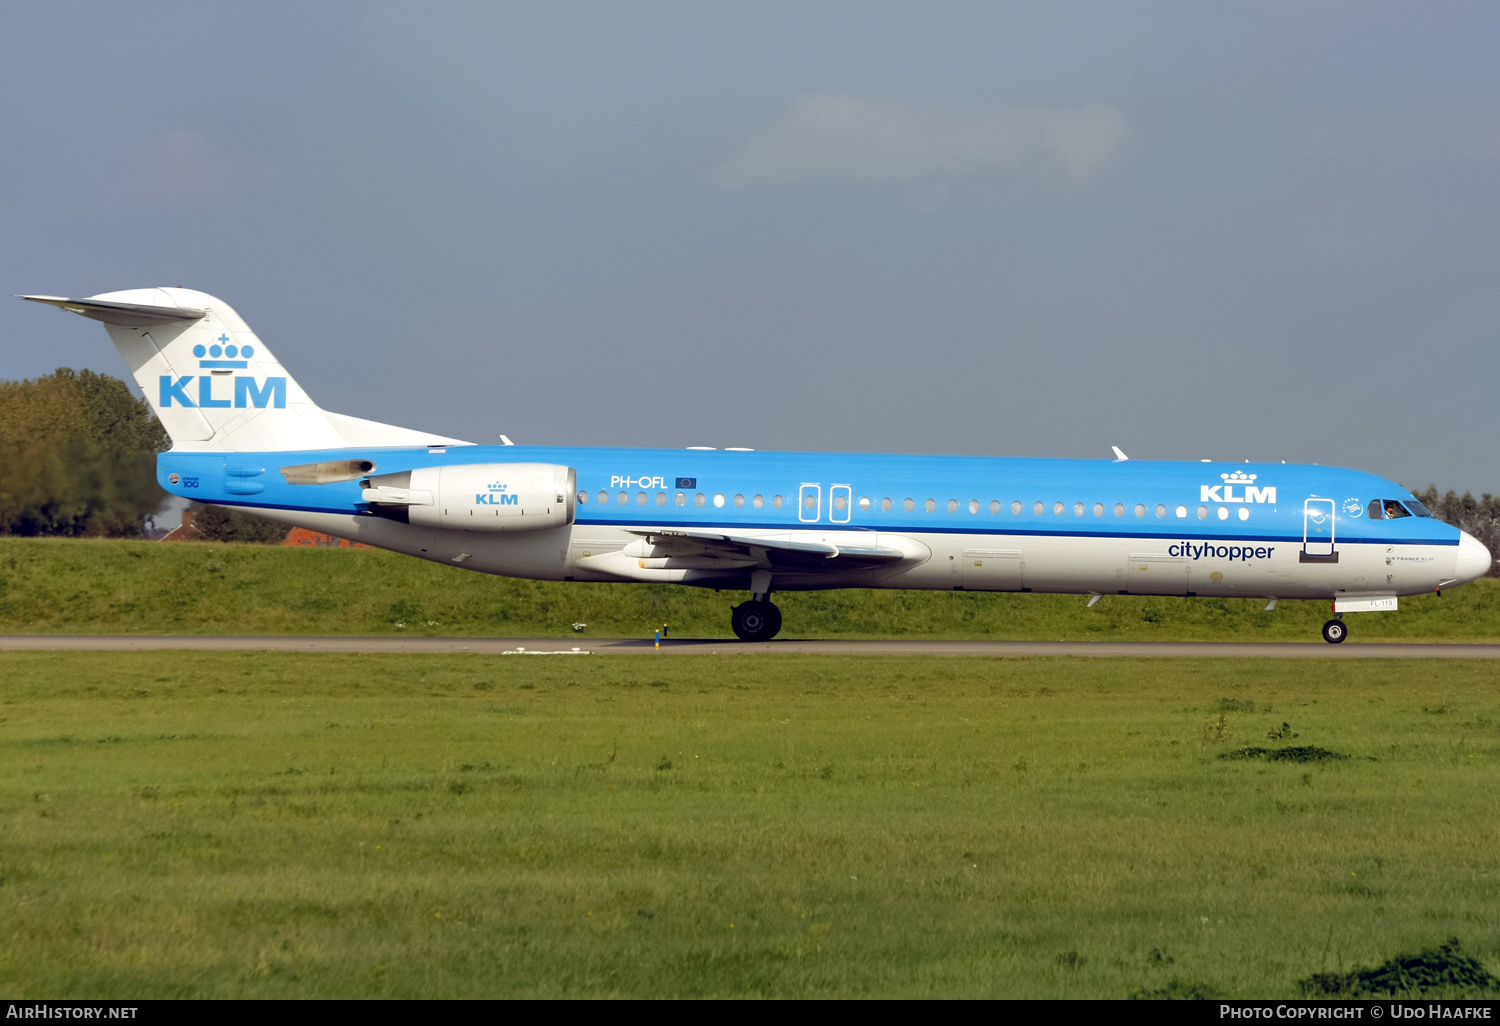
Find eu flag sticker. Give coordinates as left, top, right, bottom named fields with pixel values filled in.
left=675, top=477, right=696, bottom=489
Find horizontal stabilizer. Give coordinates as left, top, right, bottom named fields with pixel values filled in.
left=20, top=294, right=205, bottom=327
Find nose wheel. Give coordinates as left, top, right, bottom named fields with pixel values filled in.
left=1321, top=618, right=1347, bottom=644
left=731, top=600, right=783, bottom=641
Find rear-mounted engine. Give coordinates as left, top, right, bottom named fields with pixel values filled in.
left=361, top=463, right=575, bottom=532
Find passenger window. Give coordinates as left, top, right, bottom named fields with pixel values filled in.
left=734, top=494, right=745, bottom=508
left=834, top=495, right=847, bottom=511
left=1197, top=505, right=1208, bottom=519
left=656, top=492, right=667, bottom=506
left=618, top=491, right=629, bottom=506
left=803, top=494, right=816, bottom=510
left=989, top=500, right=1000, bottom=514
left=882, top=498, right=894, bottom=511
left=1093, top=503, right=1104, bottom=517
left=926, top=499, right=938, bottom=512
left=772, top=494, right=784, bottom=509
left=1156, top=504, right=1166, bottom=519
left=1011, top=501, right=1022, bottom=515
left=753, top=494, right=764, bottom=508
left=1367, top=500, right=1384, bottom=520
left=858, top=497, right=871, bottom=511
left=715, top=494, right=726, bottom=508
left=637, top=492, right=647, bottom=506
left=1114, top=503, right=1125, bottom=517
left=695, top=493, right=706, bottom=507
left=676, top=492, right=686, bottom=507
left=597, top=490, right=609, bottom=506
left=945, top=499, right=957, bottom=513
left=1135, top=504, right=1146, bottom=518
left=1033, top=501, right=1044, bottom=515
left=1176, top=505, right=1188, bottom=518
left=970, top=500, right=980, bottom=514
left=1053, top=501, right=1064, bottom=515
left=1383, top=500, right=1412, bottom=519
left=1074, top=502, right=1084, bottom=516
left=577, top=490, right=587, bottom=504
left=904, top=498, right=916, bottom=512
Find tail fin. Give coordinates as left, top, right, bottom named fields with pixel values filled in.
left=22, top=288, right=468, bottom=452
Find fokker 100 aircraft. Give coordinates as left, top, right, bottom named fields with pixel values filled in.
left=22, top=288, right=1493, bottom=643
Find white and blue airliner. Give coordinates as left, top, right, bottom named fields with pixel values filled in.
left=23, top=288, right=1493, bottom=643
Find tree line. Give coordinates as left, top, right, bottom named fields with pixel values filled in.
left=0, top=371, right=1495, bottom=570
left=1414, top=487, right=1500, bottom=576
left=0, top=368, right=284, bottom=542
left=0, top=368, right=167, bottom=537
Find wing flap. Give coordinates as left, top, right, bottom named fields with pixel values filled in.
left=623, top=527, right=911, bottom=572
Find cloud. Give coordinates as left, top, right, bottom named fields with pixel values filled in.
left=139, top=132, right=237, bottom=201
left=1379, top=134, right=1426, bottom=165
left=717, top=94, right=1130, bottom=191
left=1453, top=129, right=1500, bottom=163
left=1296, top=127, right=1350, bottom=157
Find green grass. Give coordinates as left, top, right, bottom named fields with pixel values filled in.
left=2, top=652, right=1499, bottom=998
left=2, top=537, right=1497, bottom=641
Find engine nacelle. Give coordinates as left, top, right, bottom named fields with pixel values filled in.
left=363, top=463, right=575, bottom=533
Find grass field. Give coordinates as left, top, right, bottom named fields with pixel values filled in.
left=2, top=537, right=1497, bottom=641
left=2, top=651, right=1498, bottom=998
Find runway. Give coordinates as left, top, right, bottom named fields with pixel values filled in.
left=2, top=635, right=1498, bottom=657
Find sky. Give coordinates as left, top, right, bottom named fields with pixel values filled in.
left=2, top=0, right=1497, bottom=495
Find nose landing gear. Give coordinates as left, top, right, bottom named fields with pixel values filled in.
left=1321, top=616, right=1347, bottom=644
left=731, top=600, right=782, bottom=641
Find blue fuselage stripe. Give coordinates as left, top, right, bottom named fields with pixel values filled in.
left=158, top=444, right=1463, bottom=548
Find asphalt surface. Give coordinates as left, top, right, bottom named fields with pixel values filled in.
left=2, top=635, right=1498, bottom=657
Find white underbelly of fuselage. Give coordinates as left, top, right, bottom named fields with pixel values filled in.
left=237, top=509, right=1455, bottom=600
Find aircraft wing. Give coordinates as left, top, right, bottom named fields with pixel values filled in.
left=622, top=527, right=913, bottom=572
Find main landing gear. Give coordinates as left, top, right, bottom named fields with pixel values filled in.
left=731, top=570, right=782, bottom=641
left=731, top=600, right=782, bottom=641
left=1321, top=616, right=1347, bottom=644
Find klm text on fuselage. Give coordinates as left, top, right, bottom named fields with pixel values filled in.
left=1201, top=484, right=1276, bottom=503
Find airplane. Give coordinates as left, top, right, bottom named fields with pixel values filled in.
left=21, top=287, right=1493, bottom=644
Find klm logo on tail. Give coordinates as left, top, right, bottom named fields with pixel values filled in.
left=159, top=375, right=286, bottom=409
left=158, top=334, right=285, bottom=409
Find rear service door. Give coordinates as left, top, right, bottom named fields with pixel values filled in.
left=1129, top=554, right=1190, bottom=595
left=962, top=549, right=1023, bottom=591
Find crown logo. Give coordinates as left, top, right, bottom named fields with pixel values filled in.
left=487, top=481, right=508, bottom=491
left=1221, top=471, right=1257, bottom=483
left=193, top=333, right=254, bottom=369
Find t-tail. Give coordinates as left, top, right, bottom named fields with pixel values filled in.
left=21, top=288, right=468, bottom=452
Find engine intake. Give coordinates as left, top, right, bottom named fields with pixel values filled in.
left=363, top=463, right=575, bottom=533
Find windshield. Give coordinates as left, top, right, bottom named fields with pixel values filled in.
left=1406, top=499, right=1434, bottom=517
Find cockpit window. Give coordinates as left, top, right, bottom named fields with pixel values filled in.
left=1382, top=500, right=1412, bottom=520
left=1407, top=500, right=1434, bottom=517
left=1367, top=500, right=1384, bottom=520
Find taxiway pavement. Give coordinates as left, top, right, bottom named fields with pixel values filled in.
left=2, top=636, right=1498, bottom=657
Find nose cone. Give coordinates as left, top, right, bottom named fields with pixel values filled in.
left=1456, top=531, right=1493, bottom=583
